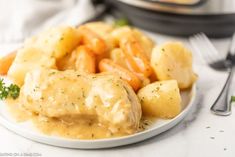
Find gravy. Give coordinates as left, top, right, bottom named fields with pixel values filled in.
left=6, top=99, right=155, bottom=139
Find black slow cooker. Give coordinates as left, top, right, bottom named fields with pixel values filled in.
left=105, top=0, right=235, bottom=38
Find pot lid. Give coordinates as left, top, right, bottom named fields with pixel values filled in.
left=116, top=0, right=235, bottom=15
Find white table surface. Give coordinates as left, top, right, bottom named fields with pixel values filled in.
left=0, top=31, right=235, bottom=157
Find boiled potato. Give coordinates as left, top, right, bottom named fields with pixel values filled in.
left=137, top=80, right=181, bottom=118
left=34, top=26, right=81, bottom=59
left=8, top=26, right=81, bottom=85
left=8, top=47, right=56, bottom=86
left=151, top=42, right=197, bottom=89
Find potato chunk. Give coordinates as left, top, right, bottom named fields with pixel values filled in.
left=137, top=80, right=181, bottom=118
left=8, top=26, right=81, bottom=86
left=35, top=26, right=81, bottom=59
left=151, top=42, right=197, bottom=89
left=8, top=47, right=56, bottom=86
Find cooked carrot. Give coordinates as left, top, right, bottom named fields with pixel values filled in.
left=73, top=46, right=96, bottom=73
left=149, top=72, right=158, bottom=83
left=78, top=26, right=107, bottom=55
left=120, top=35, right=153, bottom=77
left=110, top=48, right=129, bottom=69
left=0, top=51, right=16, bottom=75
left=56, top=53, right=72, bottom=71
left=122, top=47, right=142, bottom=74
left=99, top=59, right=141, bottom=91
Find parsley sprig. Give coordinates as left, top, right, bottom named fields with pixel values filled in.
left=0, top=79, right=20, bottom=100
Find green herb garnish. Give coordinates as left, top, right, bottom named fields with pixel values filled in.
left=231, top=96, right=235, bottom=103
left=0, top=79, right=20, bottom=100
left=0, top=79, right=8, bottom=100
left=114, top=18, right=129, bottom=27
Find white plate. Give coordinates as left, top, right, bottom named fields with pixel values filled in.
left=0, top=84, right=196, bottom=149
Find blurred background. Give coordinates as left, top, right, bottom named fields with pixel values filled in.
left=0, top=0, right=235, bottom=44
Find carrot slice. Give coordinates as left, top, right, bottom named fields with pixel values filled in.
left=120, top=35, right=153, bottom=77
left=0, top=51, right=16, bottom=75
left=99, top=59, right=141, bottom=91
left=78, top=26, right=107, bottom=55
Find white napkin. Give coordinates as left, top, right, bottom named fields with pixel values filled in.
left=0, top=0, right=98, bottom=43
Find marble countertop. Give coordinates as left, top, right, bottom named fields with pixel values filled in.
left=0, top=32, right=235, bottom=157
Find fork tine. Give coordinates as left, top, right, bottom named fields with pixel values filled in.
left=189, top=36, right=206, bottom=63
left=229, top=32, right=235, bottom=55
left=189, top=34, right=214, bottom=63
left=189, top=33, right=221, bottom=64
left=198, top=33, right=220, bottom=57
left=194, top=34, right=218, bottom=63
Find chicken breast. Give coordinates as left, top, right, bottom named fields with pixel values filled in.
left=19, top=69, right=142, bottom=135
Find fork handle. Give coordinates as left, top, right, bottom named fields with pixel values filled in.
left=210, top=66, right=234, bottom=116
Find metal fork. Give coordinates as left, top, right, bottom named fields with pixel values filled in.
left=189, top=33, right=235, bottom=116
